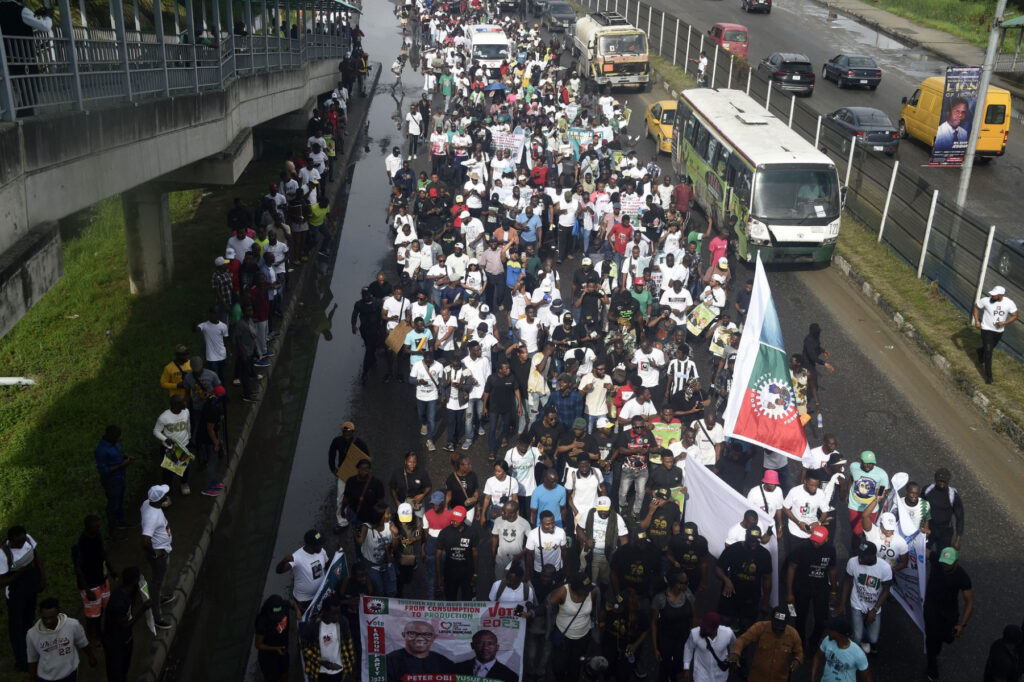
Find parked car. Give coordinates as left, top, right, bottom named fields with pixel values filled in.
left=530, top=0, right=551, bottom=17
left=759, top=52, right=815, bottom=96
left=543, top=1, right=576, bottom=32
left=496, top=0, right=519, bottom=14
left=707, top=22, right=749, bottom=60
left=822, top=54, right=882, bottom=90
left=741, top=0, right=772, bottom=13
left=645, top=99, right=677, bottom=154
left=823, top=107, right=900, bottom=155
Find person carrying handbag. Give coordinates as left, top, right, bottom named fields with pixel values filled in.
left=393, top=503, right=422, bottom=597
left=548, top=574, right=599, bottom=682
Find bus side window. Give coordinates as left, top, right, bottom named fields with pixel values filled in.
left=735, top=168, right=753, bottom=208
left=694, top=124, right=711, bottom=159
left=685, top=116, right=698, bottom=146
left=715, top=147, right=731, bottom=177
left=703, top=135, right=718, bottom=166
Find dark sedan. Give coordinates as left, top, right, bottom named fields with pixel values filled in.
left=543, top=1, right=576, bottom=32
left=758, top=52, right=815, bottom=96
left=824, top=106, right=900, bottom=155
left=822, top=54, right=882, bottom=90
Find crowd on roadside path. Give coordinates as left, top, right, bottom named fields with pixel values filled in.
left=289, top=2, right=1010, bottom=682
left=0, top=25, right=376, bottom=681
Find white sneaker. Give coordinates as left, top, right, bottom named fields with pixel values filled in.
left=426, top=440, right=436, bottom=451
left=420, top=425, right=428, bottom=436
left=860, top=642, right=871, bottom=654
left=180, top=484, right=191, bottom=496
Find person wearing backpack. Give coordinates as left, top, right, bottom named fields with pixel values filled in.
left=577, top=496, right=628, bottom=591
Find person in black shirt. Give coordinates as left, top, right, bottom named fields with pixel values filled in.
left=670, top=378, right=711, bottom=421
left=611, top=532, right=663, bottom=599
left=102, top=567, right=149, bottom=682
left=925, top=547, right=974, bottom=681
left=668, top=522, right=710, bottom=592
left=329, top=422, right=370, bottom=532
left=436, top=507, right=478, bottom=600
left=71, top=515, right=115, bottom=645
left=802, top=322, right=835, bottom=388
left=253, top=594, right=290, bottom=682
left=924, top=467, right=965, bottom=552
left=343, top=459, right=386, bottom=525
left=196, top=387, right=228, bottom=496
left=716, top=441, right=750, bottom=494
left=646, top=450, right=682, bottom=493
left=716, top=527, right=772, bottom=631
left=367, top=272, right=393, bottom=301
left=785, top=525, right=837, bottom=655
left=445, top=456, right=481, bottom=525
left=484, top=361, right=522, bottom=460
left=734, top=279, right=753, bottom=325
left=576, top=280, right=607, bottom=328
left=351, top=288, right=383, bottom=382
left=983, top=625, right=1022, bottom=682
left=638, top=489, right=680, bottom=552
left=389, top=451, right=432, bottom=513
left=530, top=407, right=565, bottom=476
left=557, top=419, right=600, bottom=473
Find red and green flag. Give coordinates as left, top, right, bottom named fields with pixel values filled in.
left=723, top=254, right=809, bottom=460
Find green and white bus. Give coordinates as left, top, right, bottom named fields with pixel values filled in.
left=672, top=88, right=842, bottom=264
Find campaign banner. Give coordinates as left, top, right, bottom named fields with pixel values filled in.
left=302, top=549, right=351, bottom=622
left=651, top=421, right=682, bottom=449
left=360, top=597, right=526, bottom=682
left=929, top=65, right=981, bottom=167
left=567, top=127, right=593, bottom=157
left=619, top=193, right=644, bottom=220
left=490, top=131, right=526, bottom=165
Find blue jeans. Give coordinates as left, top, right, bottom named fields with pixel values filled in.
left=363, top=559, right=398, bottom=597
left=488, top=410, right=516, bottom=456
left=464, top=398, right=484, bottom=444
left=417, top=399, right=438, bottom=440
left=586, top=414, right=606, bottom=434
left=850, top=608, right=882, bottom=646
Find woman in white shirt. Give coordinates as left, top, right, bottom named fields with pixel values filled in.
left=355, top=503, right=399, bottom=596
left=402, top=239, right=425, bottom=280
left=464, top=260, right=485, bottom=298
left=481, top=461, right=522, bottom=523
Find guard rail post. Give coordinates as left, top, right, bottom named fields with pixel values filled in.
left=877, top=161, right=899, bottom=242
left=745, top=68, right=750, bottom=95
left=672, top=18, right=678, bottom=65
left=658, top=11, right=663, bottom=56
left=764, top=79, right=771, bottom=112
left=844, top=135, right=856, bottom=188
left=110, top=0, right=134, bottom=102
left=57, top=0, right=84, bottom=110
left=727, top=54, right=732, bottom=89
left=152, top=0, right=170, bottom=97
left=918, top=189, right=939, bottom=279
left=788, top=95, right=794, bottom=128
left=684, top=25, right=690, bottom=72
left=711, top=44, right=718, bottom=85
left=186, top=0, right=199, bottom=92
left=813, top=115, right=821, bottom=148
left=976, top=225, right=996, bottom=302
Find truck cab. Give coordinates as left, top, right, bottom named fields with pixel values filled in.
left=573, top=11, right=651, bottom=91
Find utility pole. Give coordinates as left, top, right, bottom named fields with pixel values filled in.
left=955, top=0, right=1008, bottom=207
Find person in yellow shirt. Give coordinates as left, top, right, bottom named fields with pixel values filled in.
left=308, top=194, right=331, bottom=257
left=160, top=345, right=191, bottom=398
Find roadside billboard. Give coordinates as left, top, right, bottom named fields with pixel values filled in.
left=929, top=65, right=981, bottom=167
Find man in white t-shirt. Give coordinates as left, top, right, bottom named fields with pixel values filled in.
left=430, top=308, right=459, bottom=361
left=140, top=485, right=175, bottom=628
left=972, top=285, right=1018, bottom=383
left=862, top=508, right=909, bottom=572
left=632, top=338, right=666, bottom=389
left=802, top=434, right=839, bottom=481
left=275, top=529, right=329, bottom=612
left=382, top=288, right=411, bottom=381
left=524, top=512, right=567, bottom=579
left=564, top=455, right=605, bottom=525
left=746, top=469, right=785, bottom=536
left=196, top=310, right=229, bottom=380
left=839, top=543, right=893, bottom=654
left=385, top=146, right=404, bottom=183
left=783, top=471, right=830, bottom=541
left=490, top=502, right=532, bottom=580
left=462, top=341, right=491, bottom=448
left=514, top=306, right=542, bottom=353
left=579, top=362, right=614, bottom=432
left=659, top=280, right=693, bottom=326
left=411, top=353, right=444, bottom=451
left=689, top=411, right=724, bottom=466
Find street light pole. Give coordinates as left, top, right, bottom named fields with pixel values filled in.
left=955, top=0, right=1008, bottom=207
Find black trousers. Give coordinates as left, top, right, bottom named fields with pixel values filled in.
left=103, top=635, right=133, bottom=682
left=978, top=328, right=1003, bottom=380
left=793, top=587, right=830, bottom=652
left=6, top=582, right=39, bottom=666
left=360, top=332, right=379, bottom=373
left=101, top=475, right=127, bottom=535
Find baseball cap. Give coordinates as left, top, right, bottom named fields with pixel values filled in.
left=989, top=285, right=1007, bottom=296
left=596, top=417, right=612, bottom=429
left=573, top=417, right=587, bottom=430
left=225, top=247, right=237, bottom=259
left=700, top=612, right=721, bottom=629
left=455, top=242, right=465, bottom=249
left=398, top=503, right=414, bottom=523
left=810, top=526, right=829, bottom=544
left=341, top=421, right=355, bottom=431
left=480, top=304, right=490, bottom=313
left=682, top=521, right=698, bottom=536
left=429, top=188, right=438, bottom=197
left=581, top=257, right=593, bottom=265
left=939, top=547, right=958, bottom=565
left=595, top=496, right=611, bottom=511
left=762, top=470, right=780, bottom=485
left=212, top=385, right=227, bottom=397
left=746, top=527, right=762, bottom=541
left=860, top=450, right=876, bottom=464
left=634, top=277, right=645, bottom=286
left=934, top=467, right=951, bottom=482
left=460, top=210, right=471, bottom=219
left=879, top=512, right=898, bottom=531
left=771, top=607, right=789, bottom=632
left=654, top=488, right=670, bottom=500
left=826, top=617, right=853, bottom=637
left=858, top=541, right=877, bottom=557
left=718, top=256, right=729, bottom=268
left=451, top=506, right=467, bottom=522
left=214, top=256, right=227, bottom=266
left=303, top=529, right=323, bottom=546
left=174, top=344, right=188, bottom=354
left=148, top=484, right=170, bottom=503
left=430, top=490, right=445, bottom=505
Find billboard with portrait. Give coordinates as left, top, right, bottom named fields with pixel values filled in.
left=929, top=65, right=981, bottom=167
left=359, top=597, right=526, bottom=682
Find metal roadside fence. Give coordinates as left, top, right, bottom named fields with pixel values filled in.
left=579, top=0, right=1023, bottom=359
left=0, top=0, right=358, bottom=122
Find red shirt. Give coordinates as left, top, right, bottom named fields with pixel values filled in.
left=671, top=184, right=693, bottom=213
left=608, top=222, right=633, bottom=255
left=226, top=259, right=241, bottom=292
left=613, top=383, right=636, bottom=411
left=424, top=509, right=453, bottom=536
left=531, top=165, right=548, bottom=187
left=709, top=236, right=729, bottom=264
left=246, top=284, right=270, bottom=322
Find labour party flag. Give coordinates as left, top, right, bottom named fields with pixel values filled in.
left=722, top=254, right=809, bottom=460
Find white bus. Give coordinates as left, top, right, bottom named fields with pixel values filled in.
left=671, top=88, right=842, bottom=264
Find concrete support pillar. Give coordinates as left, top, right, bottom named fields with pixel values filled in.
left=123, top=185, right=173, bottom=294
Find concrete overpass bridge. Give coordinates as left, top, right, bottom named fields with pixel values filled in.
left=0, top=0, right=360, bottom=338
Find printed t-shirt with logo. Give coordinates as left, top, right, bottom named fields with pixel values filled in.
left=847, top=462, right=889, bottom=512
left=845, top=557, right=893, bottom=612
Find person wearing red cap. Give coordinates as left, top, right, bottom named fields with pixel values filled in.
left=786, top=524, right=838, bottom=657
left=435, top=506, right=478, bottom=601
left=683, top=611, right=735, bottom=682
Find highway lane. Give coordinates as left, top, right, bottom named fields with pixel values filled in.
left=640, top=0, right=1024, bottom=233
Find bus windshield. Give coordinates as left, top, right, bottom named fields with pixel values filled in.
left=473, top=43, right=509, bottom=60
left=751, top=166, right=840, bottom=222
left=599, top=33, right=647, bottom=55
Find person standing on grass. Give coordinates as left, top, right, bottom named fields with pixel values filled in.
left=2, top=524, right=46, bottom=671
left=102, top=566, right=149, bottom=682
left=71, top=514, right=115, bottom=647
left=159, top=344, right=191, bottom=398
left=94, top=425, right=134, bottom=536
left=140, top=485, right=176, bottom=629
left=26, top=598, right=96, bottom=681
left=972, top=285, right=1018, bottom=384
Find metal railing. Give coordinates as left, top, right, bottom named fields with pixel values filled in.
left=0, top=0, right=355, bottom=121
left=580, top=0, right=1024, bottom=359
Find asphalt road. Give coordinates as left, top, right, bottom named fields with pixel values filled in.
left=166, top=4, right=1024, bottom=680
left=641, top=0, right=1024, bottom=233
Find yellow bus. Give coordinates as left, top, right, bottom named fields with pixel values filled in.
left=672, top=88, right=842, bottom=264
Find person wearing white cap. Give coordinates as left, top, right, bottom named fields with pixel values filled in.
left=577, top=495, right=627, bottom=590
left=698, top=275, right=727, bottom=315
left=140, top=484, right=175, bottom=629
left=972, top=284, right=1017, bottom=383
left=461, top=211, right=486, bottom=259
left=860, top=497, right=909, bottom=572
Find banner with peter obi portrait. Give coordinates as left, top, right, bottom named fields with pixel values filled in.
left=359, top=597, right=526, bottom=682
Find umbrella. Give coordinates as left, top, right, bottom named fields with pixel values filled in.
left=484, top=83, right=507, bottom=91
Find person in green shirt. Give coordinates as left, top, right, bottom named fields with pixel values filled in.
left=629, top=277, right=653, bottom=322
left=523, top=244, right=542, bottom=291
left=439, top=70, right=454, bottom=112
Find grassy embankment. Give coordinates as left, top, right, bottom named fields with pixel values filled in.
left=866, top=0, right=1021, bottom=49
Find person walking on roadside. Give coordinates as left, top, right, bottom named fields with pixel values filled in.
left=802, top=323, right=835, bottom=389
left=275, top=529, right=331, bottom=620
left=2, top=524, right=46, bottom=670
left=195, top=385, right=229, bottom=498
left=26, top=598, right=96, bottom=681
left=352, top=287, right=383, bottom=383
left=786, top=525, right=838, bottom=657
left=253, top=594, right=291, bottom=682
left=924, top=547, right=974, bottom=682
left=328, top=421, right=369, bottom=532
left=972, top=285, right=1017, bottom=384
left=71, top=514, right=115, bottom=646
left=924, top=467, right=964, bottom=552
left=299, top=593, right=357, bottom=681
left=837, top=541, right=892, bottom=655
left=159, top=344, right=191, bottom=398
left=810, top=618, right=870, bottom=682
left=102, top=566, right=150, bottom=682
left=140, top=485, right=176, bottom=629
left=94, top=425, right=134, bottom=536
left=233, top=303, right=262, bottom=402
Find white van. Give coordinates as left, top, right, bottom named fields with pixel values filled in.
left=464, top=24, right=512, bottom=75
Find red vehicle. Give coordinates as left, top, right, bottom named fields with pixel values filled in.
left=707, top=22, right=749, bottom=61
